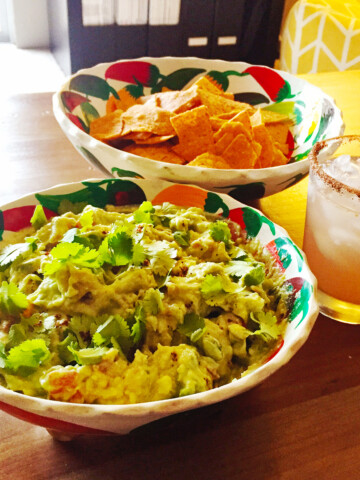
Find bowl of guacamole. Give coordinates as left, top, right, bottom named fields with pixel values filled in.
left=0, top=178, right=318, bottom=437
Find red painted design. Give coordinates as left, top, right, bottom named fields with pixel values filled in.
left=66, top=113, right=85, bottom=131
left=228, top=208, right=246, bottom=230
left=266, top=339, right=284, bottom=362
left=2, top=206, right=57, bottom=232
left=265, top=240, right=286, bottom=272
left=0, top=400, right=115, bottom=436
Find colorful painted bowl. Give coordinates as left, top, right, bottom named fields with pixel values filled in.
left=0, top=179, right=319, bottom=439
left=53, top=57, right=344, bottom=200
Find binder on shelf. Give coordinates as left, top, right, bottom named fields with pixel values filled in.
left=211, top=0, right=246, bottom=61
left=148, top=0, right=216, bottom=58
left=67, top=0, right=117, bottom=72
left=113, top=0, right=149, bottom=59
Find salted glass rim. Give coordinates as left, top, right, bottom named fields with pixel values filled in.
left=309, top=135, right=360, bottom=199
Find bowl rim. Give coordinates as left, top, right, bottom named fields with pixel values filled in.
left=52, top=55, right=345, bottom=174
left=0, top=178, right=319, bottom=420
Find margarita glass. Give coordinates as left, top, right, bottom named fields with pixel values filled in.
left=303, top=135, right=360, bottom=323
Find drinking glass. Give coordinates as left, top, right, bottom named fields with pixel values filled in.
left=303, top=135, right=360, bottom=324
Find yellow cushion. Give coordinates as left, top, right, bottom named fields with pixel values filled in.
left=279, top=0, right=360, bottom=73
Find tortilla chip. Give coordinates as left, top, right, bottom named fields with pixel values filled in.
left=259, top=109, right=293, bottom=125
left=123, top=143, right=186, bottom=165
left=197, top=88, right=250, bottom=117
left=170, top=105, right=215, bottom=161
left=252, top=124, right=274, bottom=168
left=121, top=103, right=175, bottom=136
left=192, top=76, right=234, bottom=100
left=221, top=134, right=260, bottom=169
left=214, top=121, right=253, bottom=151
left=265, top=122, right=291, bottom=146
left=121, top=132, right=175, bottom=144
left=275, top=141, right=289, bottom=156
left=271, top=146, right=289, bottom=166
left=187, top=152, right=231, bottom=169
left=210, top=117, right=228, bottom=131
left=89, top=109, right=124, bottom=141
left=135, top=134, right=176, bottom=144
left=141, top=86, right=201, bottom=114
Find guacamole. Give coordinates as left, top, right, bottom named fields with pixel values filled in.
left=0, top=202, right=288, bottom=404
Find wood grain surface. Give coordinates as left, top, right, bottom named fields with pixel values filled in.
left=1, top=71, right=360, bottom=480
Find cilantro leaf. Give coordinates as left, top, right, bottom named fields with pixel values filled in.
left=173, top=231, right=190, bottom=247
left=225, top=261, right=265, bottom=286
left=0, top=242, right=36, bottom=270
left=99, top=231, right=133, bottom=266
left=130, top=305, right=146, bottom=344
left=92, top=315, right=131, bottom=352
left=44, top=242, right=101, bottom=274
left=132, top=243, right=146, bottom=266
left=133, top=201, right=154, bottom=225
left=0, top=281, right=29, bottom=314
left=30, top=205, right=47, bottom=230
left=200, top=275, right=226, bottom=299
left=145, top=241, right=177, bottom=276
left=209, top=221, right=231, bottom=246
left=251, top=312, right=280, bottom=340
left=68, top=315, right=104, bottom=348
left=178, top=313, right=206, bottom=343
left=61, top=228, right=101, bottom=249
left=5, top=339, right=50, bottom=376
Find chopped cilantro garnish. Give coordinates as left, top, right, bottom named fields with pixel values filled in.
left=93, top=315, right=131, bottom=352
left=177, top=313, right=206, bottom=343
left=145, top=241, right=177, bottom=276
left=132, top=243, right=146, bottom=266
left=133, top=201, right=154, bottom=225
left=209, top=220, right=231, bottom=246
left=130, top=305, right=146, bottom=344
left=200, top=274, right=232, bottom=299
left=225, top=261, right=265, bottom=286
left=30, top=205, right=47, bottom=230
left=98, top=231, right=133, bottom=266
left=44, top=242, right=101, bottom=274
left=0, top=281, right=29, bottom=314
left=5, top=339, right=50, bottom=376
left=0, top=242, right=36, bottom=270
left=251, top=312, right=280, bottom=340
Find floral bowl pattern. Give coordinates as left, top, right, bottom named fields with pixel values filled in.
left=53, top=57, right=344, bottom=200
left=0, top=179, right=319, bottom=439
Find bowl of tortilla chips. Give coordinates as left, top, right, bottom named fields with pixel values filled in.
left=53, top=57, right=344, bottom=200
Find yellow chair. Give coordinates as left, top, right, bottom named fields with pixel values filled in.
left=279, top=0, right=360, bottom=74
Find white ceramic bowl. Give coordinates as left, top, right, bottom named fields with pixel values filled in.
left=0, top=178, right=318, bottom=439
left=53, top=57, right=344, bottom=200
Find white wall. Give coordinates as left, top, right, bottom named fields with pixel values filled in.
left=7, top=0, right=49, bottom=48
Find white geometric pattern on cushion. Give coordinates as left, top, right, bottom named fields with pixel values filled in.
left=280, top=0, right=360, bottom=74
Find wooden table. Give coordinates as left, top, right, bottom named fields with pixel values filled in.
left=1, top=70, right=360, bottom=480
